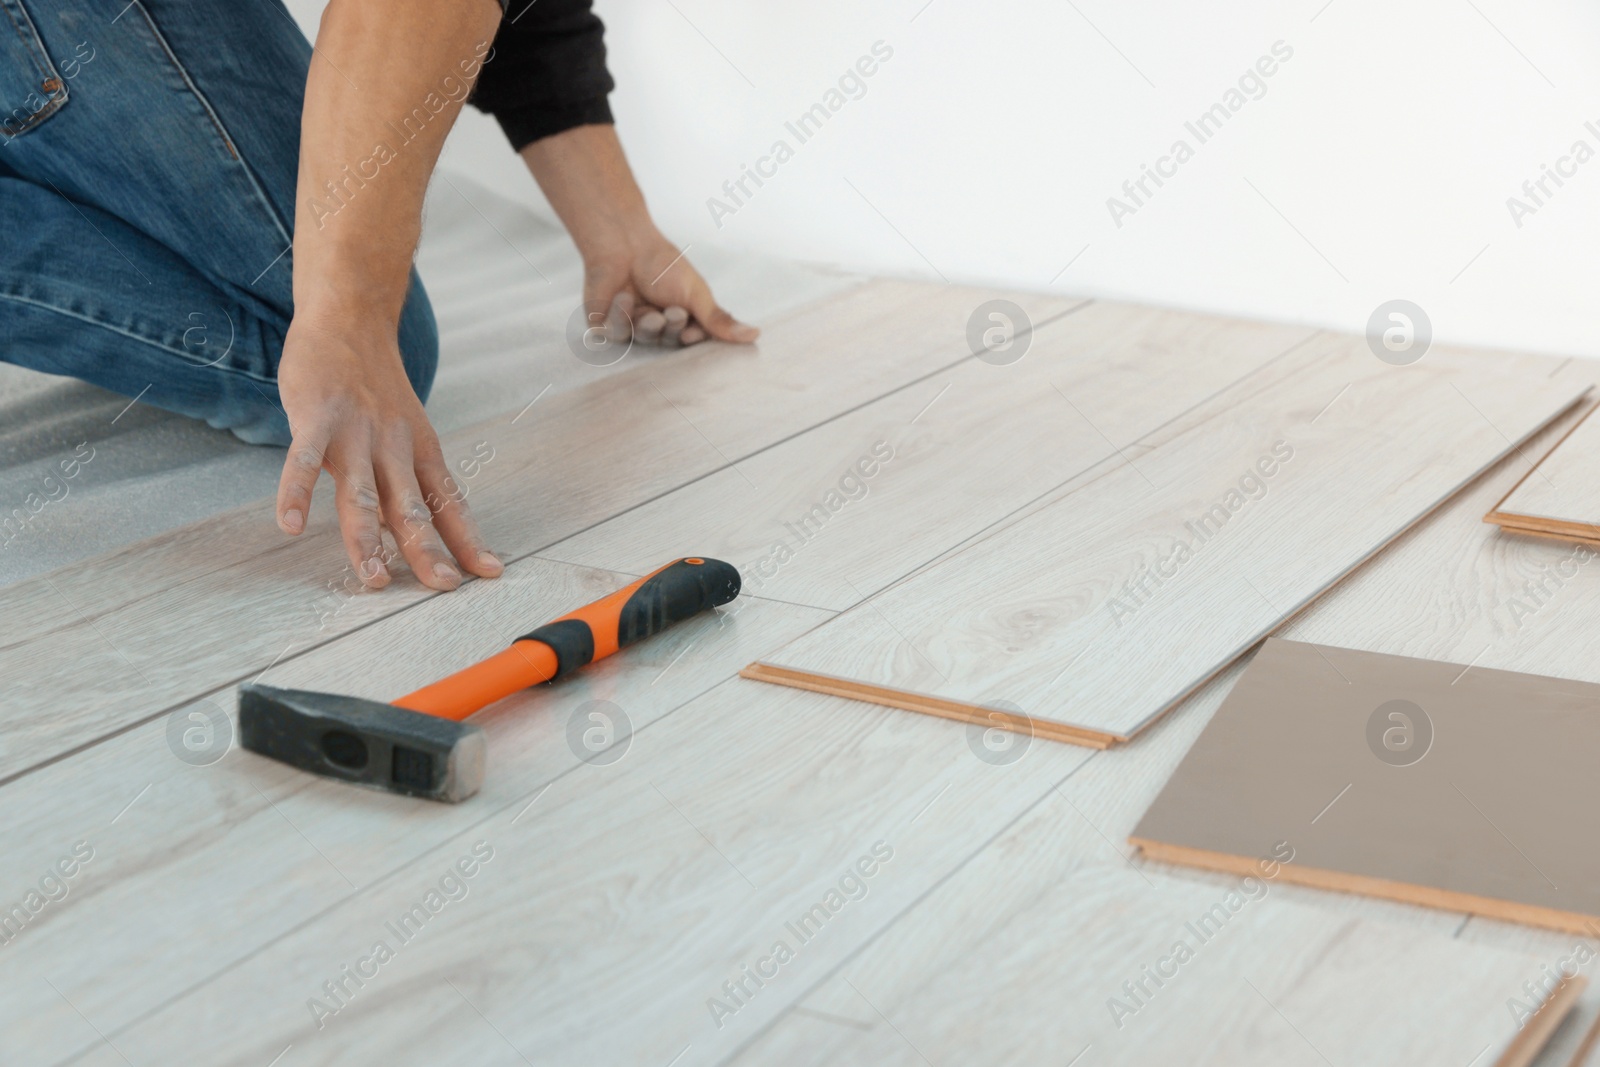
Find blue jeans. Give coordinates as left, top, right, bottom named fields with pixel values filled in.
left=0, top=0, right=438, bottom=445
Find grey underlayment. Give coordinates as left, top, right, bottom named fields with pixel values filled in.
left=0, top=172, right=860, bottom=587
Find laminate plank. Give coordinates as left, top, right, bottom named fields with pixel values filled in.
left=0, top=281, right=1082, bottom=781
left=0, top=558, right=830, bottom=1065
left=1129, top=638, right=1600, bottom=934
left=750, top=339, right=1589, bottom=744
left=545, top=304, right=1317, bottom=610
left=723, top=673, right=1573, bottom=1067
left=1489, top=400, right=1600, bottom=541
left=1268, top=396, right=1600, bottom=715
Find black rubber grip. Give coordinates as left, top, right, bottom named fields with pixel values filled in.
left=511, top=559, right=741, bottom=681
left=517, top=618, right=596, bottom=680
left=618, top=558, right=741, bottom=648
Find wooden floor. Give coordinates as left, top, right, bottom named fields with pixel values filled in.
left=5, top=278, right=1600, bottom=1067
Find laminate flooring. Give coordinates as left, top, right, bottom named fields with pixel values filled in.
left=748, top=338, right=1589, bottom=745
left=3, top=279, right=1594, bottom=1066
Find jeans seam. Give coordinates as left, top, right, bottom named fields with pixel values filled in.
left=126, top=1, right=294, bottom=248
left=0, top=289, right=281, bottom=387
left=0, top=0, right=67, bottom=137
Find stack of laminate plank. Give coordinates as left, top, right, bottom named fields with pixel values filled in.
left=4, top=278, right=1596, bottom=1067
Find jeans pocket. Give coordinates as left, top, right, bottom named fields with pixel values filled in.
left=0, top=0, right=67, bottom=140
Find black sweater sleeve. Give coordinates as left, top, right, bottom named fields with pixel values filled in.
left=469, top=0, right=616, bottom=151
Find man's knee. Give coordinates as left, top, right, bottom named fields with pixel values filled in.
left=398, top=269, right=439, bottom=404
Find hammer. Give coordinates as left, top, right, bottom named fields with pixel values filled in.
left=239, top=558, right=740, bottom=802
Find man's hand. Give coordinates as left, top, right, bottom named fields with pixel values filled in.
left=284, top=1, right=748, bottom=592
left=582, top=225, right=759, bottom=348
left=523, top=124, right=758, bottom=348
left=274, top=317, right=502, bottom=590
left=284, top=0, right=502, bottom=590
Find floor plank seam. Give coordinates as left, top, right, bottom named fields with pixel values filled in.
left=793, top=327, right=1331, bottom=618
left=680, top=324, right=1333, bottom=662
left=788, top=1006, right=876, bottom=1031
left=715, top=750, right=1107, bottom=1066
left=4, top=301, right=1104, bottom=785
left=1119, top=327, right=1324, bottom=451
left=45, top=666, right=770, bottom=1064
left=493, top=297, right=1097, bottom=570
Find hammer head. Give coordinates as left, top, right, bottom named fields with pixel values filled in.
left=239, top=684, right=486, bottom=803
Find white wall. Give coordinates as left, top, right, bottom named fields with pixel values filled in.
left=293, top=0, right=1600, bottom=357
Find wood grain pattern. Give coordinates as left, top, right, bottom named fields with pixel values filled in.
left=752, top=339, right=1590, bottom=743
left=729, top=862, right=1577, bottom=1067
left=0, top=281, right=1082, bottom=781
left=546, top=304, right=1317, bottom=611
left=1489, top=400, right=1600, bottom=542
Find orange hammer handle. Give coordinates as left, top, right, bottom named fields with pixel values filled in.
left=391, top=557, right=740, bottom=721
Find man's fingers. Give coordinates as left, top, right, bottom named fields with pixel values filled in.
left=415, top=441, right=502, bottom=579
left=276, top=427, right=331, bottom=536
left=374, top=440, right=462, bottom=592
left=330, top=449, right=390, bottom=589
left=635, top=307, right=666, bottom=345
left=661, top=305, right=688, bottom=347
left=686, top=290, right=759, bottom=344
left=584, top=265, right=627, bottom=324
left=604, top=291, right=635, bottom=342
